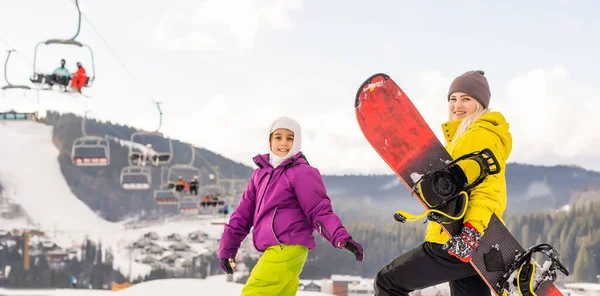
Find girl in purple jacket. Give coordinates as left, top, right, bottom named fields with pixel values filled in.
left=218, top=116, right=364, bottom=295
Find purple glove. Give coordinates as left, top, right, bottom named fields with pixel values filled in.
left=338, top=239, right=364, bottom=262
left=220, top=258, right=236, bottom=274
left=443, top=222, right=482, bottom=262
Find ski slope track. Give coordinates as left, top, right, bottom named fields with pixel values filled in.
left=0, top=121, right=119, bottom=233
left=0, top=121, right=238, bottom=279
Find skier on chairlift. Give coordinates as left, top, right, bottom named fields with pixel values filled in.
left=70, top=276, right=77, bottom=288
left=47, top=59, right=71, bottom=88
left=140, top=143, right=158, bottom=166
left=189, top=175, right=199, bottom=196
left=70, top=61, right=88, bottom=93
left=175, top=176, right=188, bottom=192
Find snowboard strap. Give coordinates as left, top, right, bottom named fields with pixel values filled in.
left=497, top=243, right=570, bottom=296
left=394, top=191, right=469, bottom=224
left=394, top=148, right=501, bottom=224
left=517, top=261, right=537, bottom=296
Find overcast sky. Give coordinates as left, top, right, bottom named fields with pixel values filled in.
left=0, top=0, right=598, bottom=175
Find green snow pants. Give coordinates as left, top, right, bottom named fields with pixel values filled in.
left=241, top=244, right=309, bottom=296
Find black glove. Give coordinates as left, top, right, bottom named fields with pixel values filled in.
left=337, top=239, right=364, bottom=262
left=220, top=258, right=236, bottom=274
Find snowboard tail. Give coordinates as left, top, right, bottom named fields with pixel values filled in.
left=354, top=73, right=567, bottom=296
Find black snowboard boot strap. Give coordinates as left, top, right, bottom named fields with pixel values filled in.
left=497, top=243, right=570, bottom=295
left=394, top=148, right=501, bottom=224
left=517, top=261, right=536, bottom=296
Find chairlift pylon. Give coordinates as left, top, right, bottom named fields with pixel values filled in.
left=71, top=111, right=110, bottom=166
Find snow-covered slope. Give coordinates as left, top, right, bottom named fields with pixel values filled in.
left=0, top=275, right=334, bottom=295
left=119, top=275, right=332, bottom=296
left=0, top=120, right=234, bottom=279
left=0, top=121, right=119, bottom=232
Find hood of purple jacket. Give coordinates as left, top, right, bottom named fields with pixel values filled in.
left=218, top=151, right=352, bottom=259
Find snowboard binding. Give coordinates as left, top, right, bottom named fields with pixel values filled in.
left=497, top=243, right=570, bottom=296
left=394, top=148, right=501, bottom=224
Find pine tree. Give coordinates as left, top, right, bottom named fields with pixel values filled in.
left=572, top=242, right=598, bottom=282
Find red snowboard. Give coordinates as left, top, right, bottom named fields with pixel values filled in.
left=354, top=73, right=566, bottom=296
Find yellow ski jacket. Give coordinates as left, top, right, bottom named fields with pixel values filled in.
left=425, top=111, right=513, bottom=245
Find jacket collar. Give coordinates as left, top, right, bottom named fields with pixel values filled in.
left=253, top=151, right=307, bottom=169
left=441, top=119, right=462, bottom=143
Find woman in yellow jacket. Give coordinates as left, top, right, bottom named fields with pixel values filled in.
left=374, top=70, right=513, bottom=296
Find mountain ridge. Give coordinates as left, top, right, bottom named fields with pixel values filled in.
left=2, top=111, right=598, bottom=223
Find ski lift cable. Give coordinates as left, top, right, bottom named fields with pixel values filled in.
left=56, top=1, right=165, bottom=142
left=62, top=1, right=217, bottom=170
left=75, top=4, right=170, bottom=135
left=74, top=4, right=158, bottom=106
left=191, top=146, right=234, bottom=180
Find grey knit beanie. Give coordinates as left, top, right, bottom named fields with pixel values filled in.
left=447, top=70, right=491, bottom=108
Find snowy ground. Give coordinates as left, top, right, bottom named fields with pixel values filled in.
left=0, top=275, right=333, bottom=295
left=0, top=121, right=237, bottom=279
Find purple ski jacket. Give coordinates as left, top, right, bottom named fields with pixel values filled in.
left=218, top=151, right=352, bottom=259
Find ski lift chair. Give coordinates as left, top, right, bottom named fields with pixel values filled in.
left=178, top=198, right=199, bottom=214
left=120, top=166, right=151, bottom=190
left=29, top=39, right=96, bottom=92
left=71, top=136, right=109, bottom=166
left=1, top=49, right=41, bottom=121
left=198, top=184, right=226, bottom=207
left=166, top=164, right=201, bottom=197
left=129, top=131, right=173, bottom=166
left=0, top=110, right=38, bottom=121
left=153, top=185, right=179, bottom=205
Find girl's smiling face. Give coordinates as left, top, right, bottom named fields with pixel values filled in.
left=270, top=128, right=294, bottom=157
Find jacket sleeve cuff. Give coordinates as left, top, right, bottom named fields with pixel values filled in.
left=333, top=233, right=352, bottom=249
left=464, top=221, right=483, bottom=234
left=218, top=250, right=237, bottom=259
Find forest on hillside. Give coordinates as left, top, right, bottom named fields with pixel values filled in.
left=1, top=239, right=126, bottom=289
left=0, top=236, right=224, bottom=289
left=2, top=203, right=598, bottom=289
left=295, top=201, right=600, bottom=283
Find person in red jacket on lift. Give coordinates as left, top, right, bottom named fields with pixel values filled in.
left=71, top=61, right=88, bottom=93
